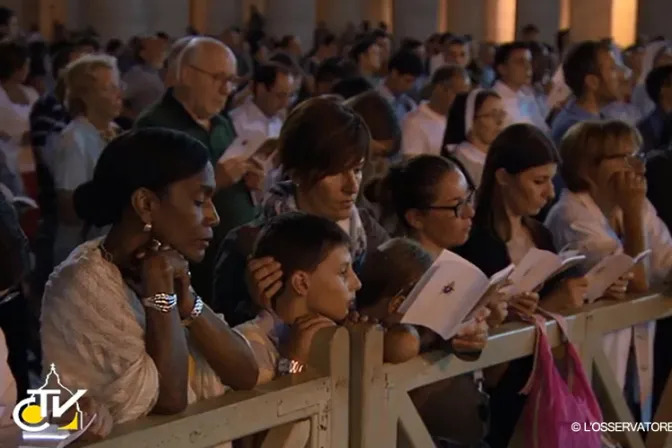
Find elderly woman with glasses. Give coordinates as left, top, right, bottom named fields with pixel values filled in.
left=546, top=119, right=672, bottom=424
left=53, top=53, right=122, bottom=265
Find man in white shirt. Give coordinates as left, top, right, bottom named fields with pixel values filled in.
left=493, top=42, right=550, bottom=133
left=377, top=50, right=425, bottom=122
left=401, top=65, right=471, bottom=157
left=430, top=35, right=470, bottom=75
left=230, top=62, right=294, bottom=141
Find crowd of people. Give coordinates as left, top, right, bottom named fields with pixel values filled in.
left=1, top=3, right=672, bottom=447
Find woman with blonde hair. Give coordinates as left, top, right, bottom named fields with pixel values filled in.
left=546, top=119, right=672, bottom=422
left=53, top=53, right=123, bottom=264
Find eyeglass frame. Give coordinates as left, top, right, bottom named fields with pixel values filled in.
left=188, top=64, right=237, bottom=89
left=422, top=188, right=476, bottom=218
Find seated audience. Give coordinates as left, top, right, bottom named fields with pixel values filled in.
left=545, top=119, right=672, bottom=422
left=377, top=49, right=425, bottom=121
left=230, top=62, right=293, bottom=141
left=121, top=36, right=166, bottom=119
left=638, top=65, right=672, bottom=152
left=0, top=40, right=40, bottom=195
left=401, top=65, right=470, bottom=157
left=631, top=41, right=672, bottom=119
left=454, top=124, right=601, bottom=448
left=0, top=192, right=30, bottom=445
left=372, top=155, right=508, bottom=327
left=551, top=40, right=620, bottom=145
left=313, top=57, right=347, bottom=96
left=330, top=76, right=374, bottom=100
left=214, top=97, right=389, bottom=325
left=356, top=237, right=491, bottom=446
left=443, top=89, right=505, bottom=187
left=492, top=42, right=549, bottom=133
left=136, top=37, right=261, bottom=304
left=344, top=91, right=400, bottom=202
left=53, top=54, right=122, bottom=265
left=42, top=128, right=258, bottom=429
left=30, top=45, right=86, bottom=296
left=644, top=150, right=672, bottom=417
left=236, top=213, right=420, bottom=385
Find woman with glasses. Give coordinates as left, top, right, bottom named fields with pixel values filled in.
left=53, top=54, right=122, bottom=265
left=442, top=89, right=506, bottom=188
left=546, top=119, right=672, bottom=423
left=455, top=123, right=594, bottom=448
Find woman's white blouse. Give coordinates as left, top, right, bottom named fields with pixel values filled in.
left=545, top=190, right=672, bottom=421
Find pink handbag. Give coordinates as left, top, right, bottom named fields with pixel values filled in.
left=519, top=310, right=603, bottom=448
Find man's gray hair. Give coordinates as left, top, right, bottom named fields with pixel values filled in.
left=174, top=36, right=232, bottom=83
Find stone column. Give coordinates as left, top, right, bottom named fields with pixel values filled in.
left=393, top=0, right=440, bottom=40
left=82, top=0, right=149, bottom=41
left=363, top=0, right=392, bottom=31
left=265, top=0, right=315, bottom=52
left=570, top=0, right=637, bottom=47
left=318, top=0, right=362, bottom=35
left=145, top=0, right=189, bottom=37
left=208, top=0, right=243, bottom=34
left=446, top=0, right=485, bottom=40
left=638, top=0, right=672, bottom=40
left=516, top=0, right=561, bottom=44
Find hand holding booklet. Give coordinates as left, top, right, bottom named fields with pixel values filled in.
left=217, top=132, right=268, bottom=164
left=584, top=249, right=652, bottom=303
left=506, top=248, right=586, bottom=296
left=399, top=250, right=514, bottom=340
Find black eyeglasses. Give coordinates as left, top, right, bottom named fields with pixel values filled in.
left=188, top=64, right=236, bottom=88
left=423, top=189, right=476, bottom=218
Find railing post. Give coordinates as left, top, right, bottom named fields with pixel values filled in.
left=348, top=324, right=386, bottom=448
left=309, top=326, right=350, bottom=448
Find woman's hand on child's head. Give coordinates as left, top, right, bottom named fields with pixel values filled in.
left=509, top=292, right=540, bottom=317
left=282, top=314, right=336, bottom=364
left=451, top=319, right=489, bottom=353
left=245, top=256, right=283, bottom=310
left=604, top=271, right=633, bottom=301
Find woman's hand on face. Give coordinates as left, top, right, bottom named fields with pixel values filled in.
left=245, top=256, right=283, bottom=310
left=451, top=318, right=489, bottom=353
left=509, top=292, right=540, bottom=317
left=282, top=314, right=336, bottom=364
left=604, top=272, right=633, bottom=300
left=612, top=169, right=647, bottom=214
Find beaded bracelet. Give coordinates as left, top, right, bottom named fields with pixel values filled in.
left=142, top=293, right=178, bottom=313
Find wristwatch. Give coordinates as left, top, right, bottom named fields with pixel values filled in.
left=278, top=358, right=305, bottom=376
left=142, top=293, right=178, bottom=313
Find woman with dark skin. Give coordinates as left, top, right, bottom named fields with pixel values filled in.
left=41, top=128, right=258, bottom=436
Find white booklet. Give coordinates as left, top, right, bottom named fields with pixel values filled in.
left=217, top=132, right=268, bottom=164
left=0, top=183, right=38, bottom=210
left=399, top=250, right=514, bottom=340
left=584, top=249, right=652, bottom=303
left=507, top=248, right=586, bottom=295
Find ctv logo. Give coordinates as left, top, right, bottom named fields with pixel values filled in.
left=12, top=364, right=87, bottom=434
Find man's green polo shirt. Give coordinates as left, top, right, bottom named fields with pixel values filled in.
left=135, top=89, right=259, bottom=300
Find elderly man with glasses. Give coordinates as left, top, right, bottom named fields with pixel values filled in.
left=136, top=37, right=263, bottom=304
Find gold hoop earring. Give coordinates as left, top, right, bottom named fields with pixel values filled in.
left=143, top=223, right=152, bottom=233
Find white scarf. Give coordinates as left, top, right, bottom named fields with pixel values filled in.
left=41, top=239, right=231, bottom=431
